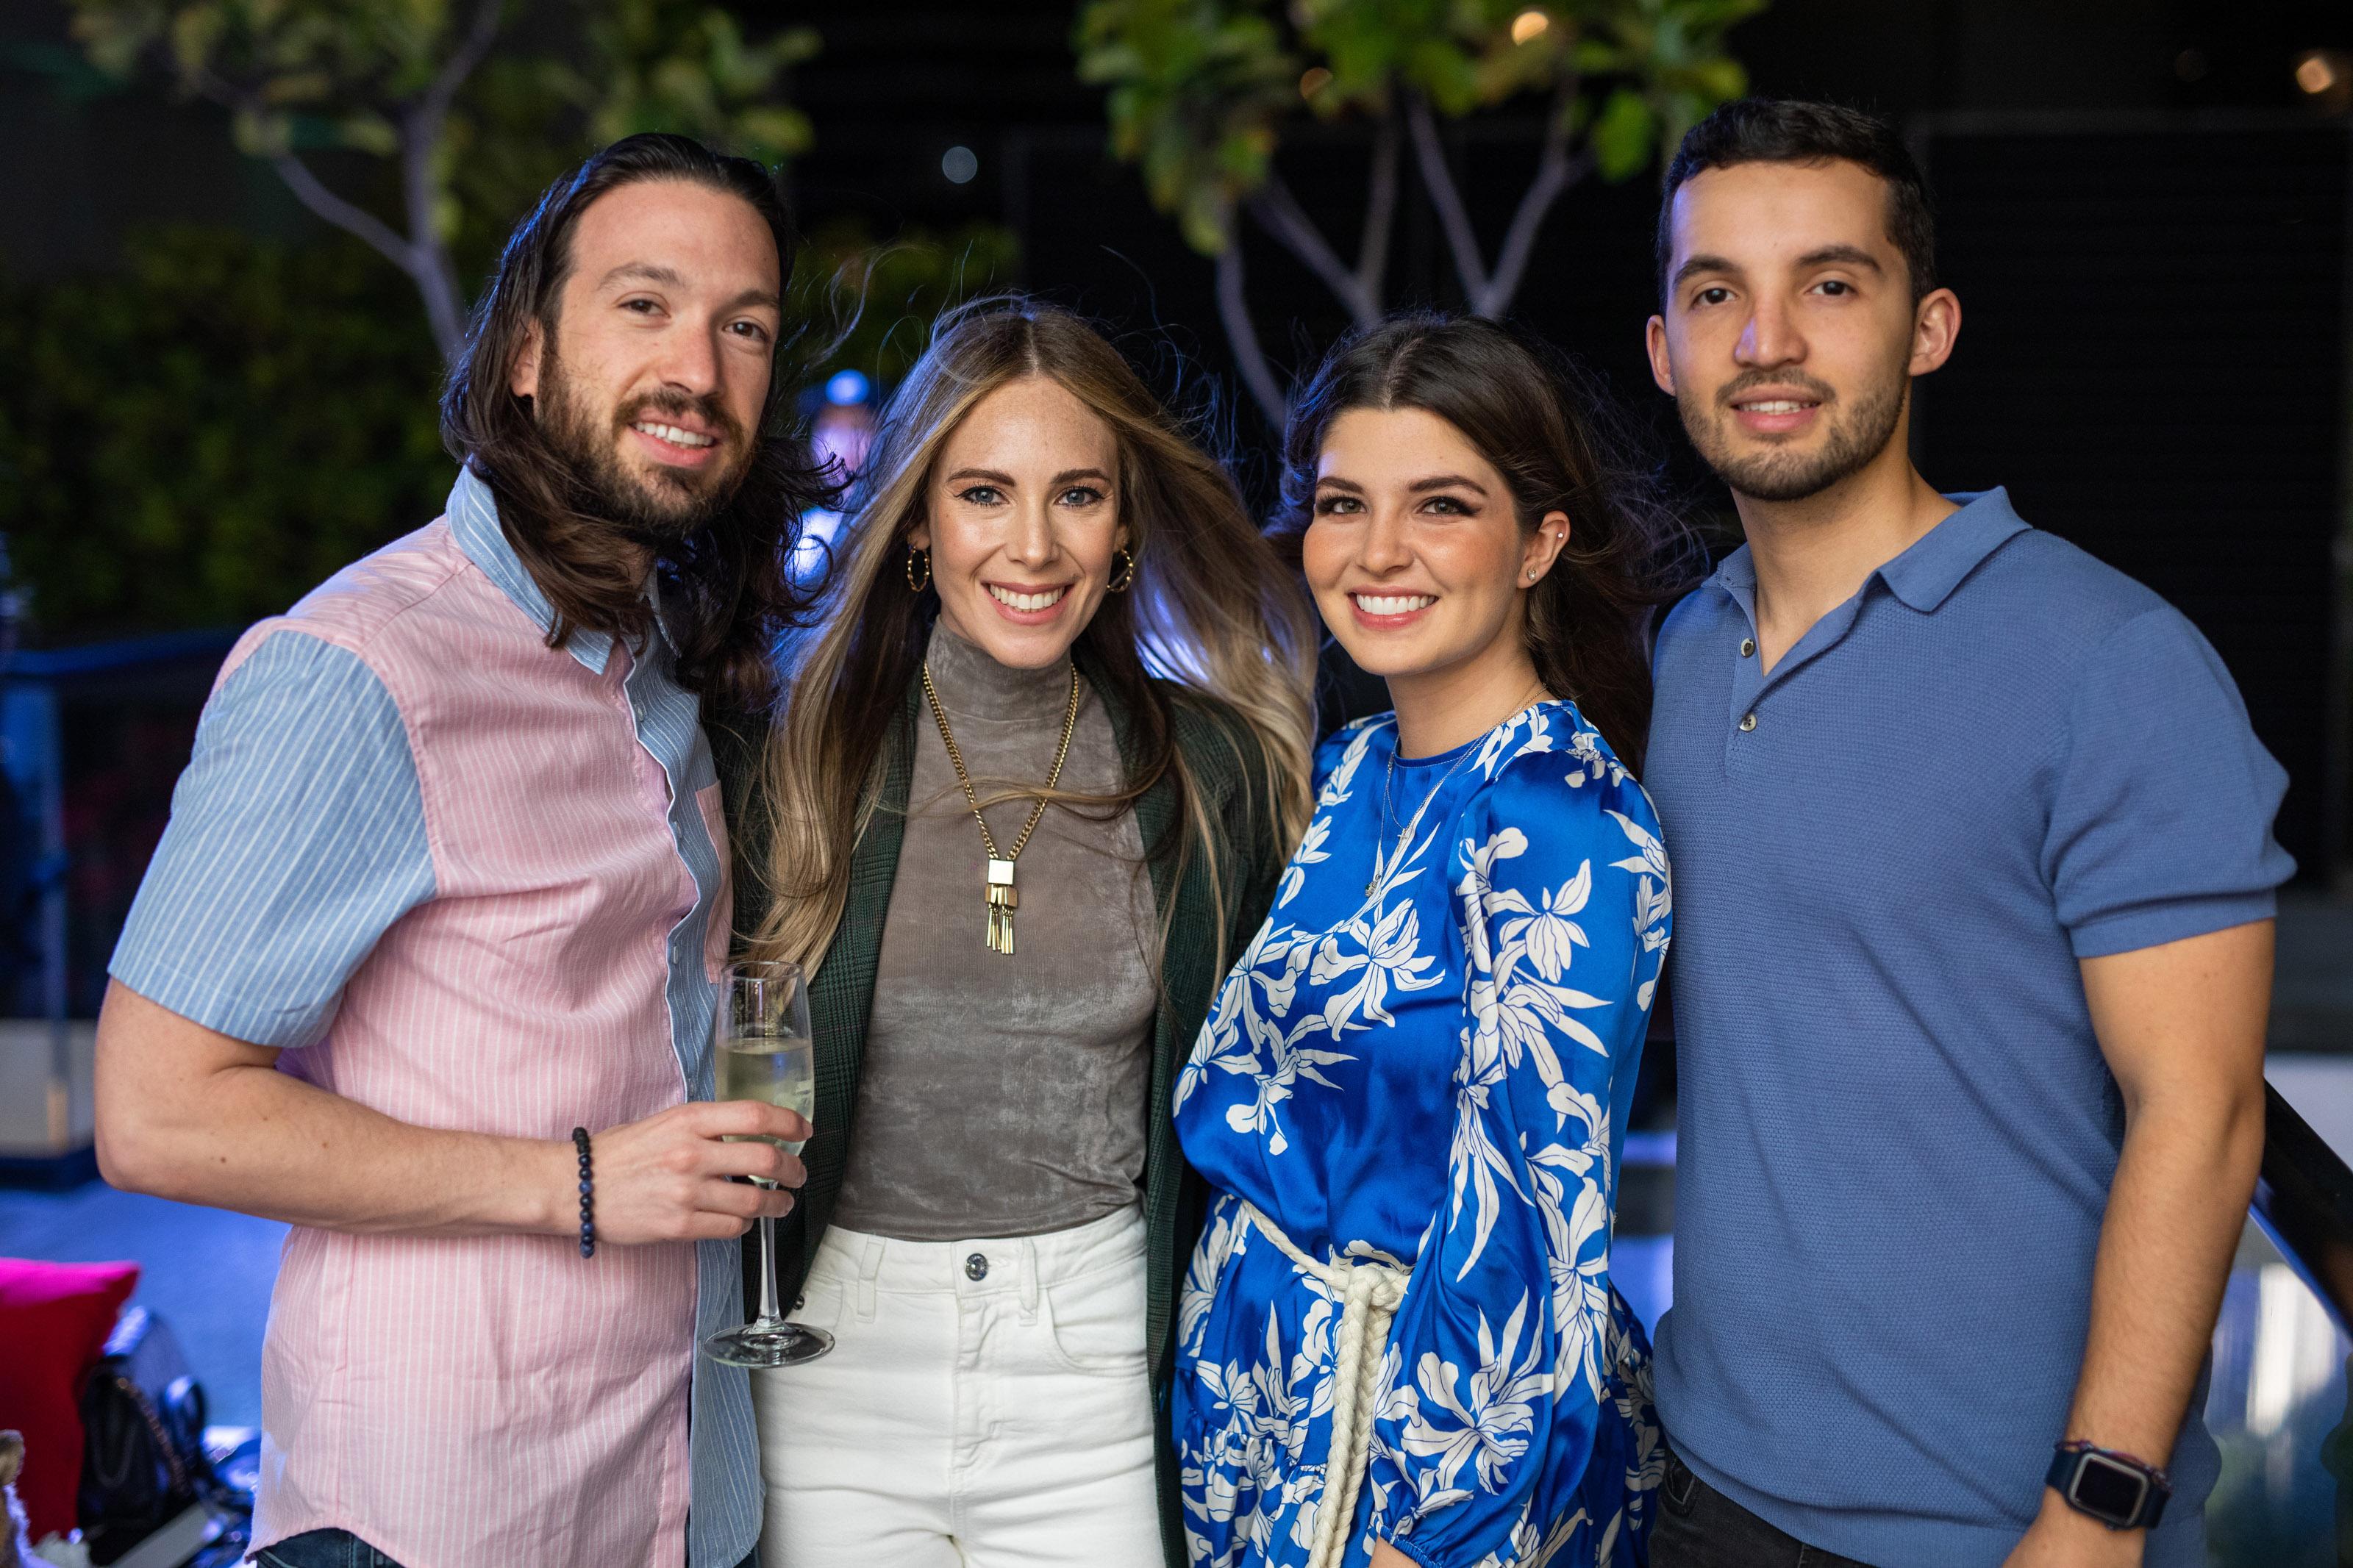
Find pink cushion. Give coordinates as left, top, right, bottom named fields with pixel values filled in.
left=0, top=1258, right=140, bottom=1541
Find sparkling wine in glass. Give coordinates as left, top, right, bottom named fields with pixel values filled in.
left=701, top=960, right=832, bottom=1368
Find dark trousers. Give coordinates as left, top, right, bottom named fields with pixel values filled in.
left=254, top=1530, right=757, bottom=1568
left=251, top=1532, right=402, bottom=1568
left=1651, top=1450, right=1877, bottom=1568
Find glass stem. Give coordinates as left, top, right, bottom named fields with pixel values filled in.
left=754, top=1212, right=783, bottom=1328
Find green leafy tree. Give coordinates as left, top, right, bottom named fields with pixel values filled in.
left=0, top=212, right=1018, bottom=645
left=1078, top=0, right=1763, bottom=423
left=65, top=0, right=818, bottom=361
left=0, top=227, right=449, bottom=639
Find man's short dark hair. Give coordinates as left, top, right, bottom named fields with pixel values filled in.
left=1656, top=99, right=1938, bottom=304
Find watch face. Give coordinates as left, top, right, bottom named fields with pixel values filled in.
left=2074, top=1455, right=2149, bottom=1520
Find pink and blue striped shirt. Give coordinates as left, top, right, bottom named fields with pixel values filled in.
left=112, top=470, right=758, bottom=1567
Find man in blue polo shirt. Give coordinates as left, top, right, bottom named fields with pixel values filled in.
left=1639, top=100, right=2290, bottom=1568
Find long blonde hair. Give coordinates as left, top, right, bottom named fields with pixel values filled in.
left=752, top=297, right=1316, bottom=973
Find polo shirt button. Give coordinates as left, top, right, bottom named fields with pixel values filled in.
left=1740, top=637, right=1756, bottom=658
left=1739, top=712, right=1757, bottom=732
left=965, top=1253, right=989, bottom=1281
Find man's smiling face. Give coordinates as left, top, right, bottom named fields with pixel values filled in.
left=1648, top=158, right=1935, bottom=504
left=511, top=178, right=783, bottom=538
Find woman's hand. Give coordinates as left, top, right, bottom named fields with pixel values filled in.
left=1369, top=1542, right=1418, bottom=1568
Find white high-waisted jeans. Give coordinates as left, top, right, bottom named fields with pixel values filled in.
left=751, top=1204, right=1161, bottom=1567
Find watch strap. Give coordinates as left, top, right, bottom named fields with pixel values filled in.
left=2046, top=1441, right=2171, bottom=1531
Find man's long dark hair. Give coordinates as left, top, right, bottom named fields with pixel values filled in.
left=1273, top=313, right=1699, bottom=771
left=440, top=132, right=829, bottom=708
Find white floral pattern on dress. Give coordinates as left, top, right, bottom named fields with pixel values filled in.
left=1174, top=704, right=1669, bottom=1568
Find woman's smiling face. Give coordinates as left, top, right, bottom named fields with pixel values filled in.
left=912, top=375, right=1127, bottom=669
left=1302, top=406, right=1565, bottom=696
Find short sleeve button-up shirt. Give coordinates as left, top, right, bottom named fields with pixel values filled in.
left=1644, top=488, right=2291, bottom=1568
left=112, top=469, right=757, bottom=1568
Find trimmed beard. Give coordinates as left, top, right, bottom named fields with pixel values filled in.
left=535, top=336, right=756, bottom=545
left=1679, top=363, right=1907, bottom=504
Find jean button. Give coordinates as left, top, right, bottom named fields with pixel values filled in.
left=965, top=1253, right=989, bottom=1281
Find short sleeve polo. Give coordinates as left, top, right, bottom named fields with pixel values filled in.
left=1643, top=488, right=2290, bottom=1568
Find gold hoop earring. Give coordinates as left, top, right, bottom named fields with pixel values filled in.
left=1107, top=548, right=1136, bottom=594
left=906, top=547, right=932, bottom=593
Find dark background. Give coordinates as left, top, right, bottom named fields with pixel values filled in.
left=772, top=0, right=2353, bottom=879
left=3, top=0, right=2349, bottom=1014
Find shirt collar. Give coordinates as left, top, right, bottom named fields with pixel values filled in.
left=448, top=466, right=679, bottom=676
left=1873, top=487, right=2032, bottom=611
left=1707, top=486, right=2032, bottom=616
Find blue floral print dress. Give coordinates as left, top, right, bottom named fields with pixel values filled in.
left=1173, top=703, right=1669, bottom=1568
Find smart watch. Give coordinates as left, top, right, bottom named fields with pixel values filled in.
left=2045, top=1440, right=2171, bottom=1530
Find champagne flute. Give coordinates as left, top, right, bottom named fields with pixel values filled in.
left=701, top=959, right=832, bottom=1368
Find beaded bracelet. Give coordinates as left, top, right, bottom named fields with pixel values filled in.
left=572, top=1126, right=596, bottom=1257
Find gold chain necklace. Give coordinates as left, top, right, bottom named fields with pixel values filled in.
left=919, top=659, right=1083, bottom=956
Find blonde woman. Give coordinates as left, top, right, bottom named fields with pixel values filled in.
left=712, top=298, right=1315, bottom=1567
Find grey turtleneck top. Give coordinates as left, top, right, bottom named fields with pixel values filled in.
left=831, top=622, right=1159, bottom=1242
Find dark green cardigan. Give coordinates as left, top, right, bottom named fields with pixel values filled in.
left=708, top=665, right=1285, bottom=1567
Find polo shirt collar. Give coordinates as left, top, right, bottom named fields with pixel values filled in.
left=448, top=466, right=677, bottom=676
left=1874, top=488, right=2032, bottom=612
left=1706, top=486, right=2032, bottom=617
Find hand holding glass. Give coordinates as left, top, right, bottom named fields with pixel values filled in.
left=701, top=960, right=832, bottom=1368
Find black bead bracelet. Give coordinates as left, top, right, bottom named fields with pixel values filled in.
left=572, top=1125, right=596, bottom=1258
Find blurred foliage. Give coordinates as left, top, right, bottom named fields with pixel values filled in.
left=790, top=218, right=1023, bottom=393
left=0, top=210, right=1017, bottom=644
left=1076, top=0, right=1295, bottom=258
left=0, top=228, right=448, bottom=642
left=1079, top=0, right=1761, bottom=421
left=65, top=0, right=820, bottom=355
left=449, top=2, right=818, bottom=267
left=1078, top=0, right=1761, bottom=253
left=14, top=0, right=1014, bottom=643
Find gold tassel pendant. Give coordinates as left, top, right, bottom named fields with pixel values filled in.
left=985, top=859, right=1019, bottom=956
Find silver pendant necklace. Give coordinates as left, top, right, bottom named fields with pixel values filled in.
left=1365, top=685, right=1549, bottom=897
left=1366, top=742, right=1476, bottom=896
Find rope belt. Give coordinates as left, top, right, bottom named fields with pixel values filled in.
left=1238, top=1200, right=1412, bottom=1568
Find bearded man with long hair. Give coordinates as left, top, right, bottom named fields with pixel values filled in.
left=95, top=134, right=827, bottom=1568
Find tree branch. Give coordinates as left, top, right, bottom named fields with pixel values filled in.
left=268, top=151, right=420, bottom=276
left=1215, top=241, right=1288, bottom=432
left=1405, top=91, right=1490, bottom=305
left=1354, top=117, right=1399, bottom=309
left=1477, top=83, right=1589, bottom=317
left=422, top=0, right=504, bottom=130
left=1247, top=173, right=1376, bottom=326
left=394, top=114, right=467, bottom=360
left=399, top=0, right=505, bottom=360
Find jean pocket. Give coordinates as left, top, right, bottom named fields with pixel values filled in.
left=255, top=1531, right=394, bottom=1568
left=1660, top=1451, right=1701, bottom=1519
left=788, top=1271, right=845, bottom=1334
left=1041, top=1260, right=1150, bottom=1374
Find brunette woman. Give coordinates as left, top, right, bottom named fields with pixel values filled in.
left=715, top=298, right=1316, bottom=1567
left=1171, top=315, right=1692, bottom=1568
